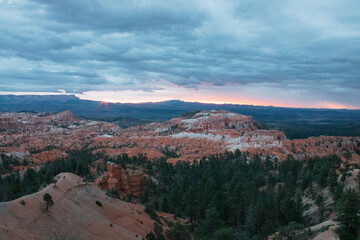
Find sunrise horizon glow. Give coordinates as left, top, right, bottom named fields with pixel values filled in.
left=1, top=0, right=359, bottom=111
left=1, top=90, right=358, bottom=110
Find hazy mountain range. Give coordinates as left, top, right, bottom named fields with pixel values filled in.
left=1, top=94, right=360, bottom=139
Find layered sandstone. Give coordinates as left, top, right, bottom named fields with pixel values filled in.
left=0, top=117, right=24, bottom=130
left=1, top=110, right=359, bottom=168
left=0, top=111, right=120, bottom=166
left=94, top=110, right=288, bottom=163
left=111, top=110, right=359, bottom=164
left=35, top=110, right=79, bottom=122
left=95, top=162, right=144, bottom=197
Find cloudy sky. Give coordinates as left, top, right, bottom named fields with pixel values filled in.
left=0, top=0, right=359, bottom=109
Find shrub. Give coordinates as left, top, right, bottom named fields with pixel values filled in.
left=166, top=223, right=191, bottom=240
left=95, top=200, right=102, bottom=207
left=145, top=203, right=160, bottom=222
left=123, top=194, right=132, bottom=202
left=20, top=200, right=25, bottom=205
left=106, top=188, right=120, bottom=199
left=145, top=232, right=156, bottom=240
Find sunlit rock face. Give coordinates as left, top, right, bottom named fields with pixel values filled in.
left=95, top=162, right=144, bottom=197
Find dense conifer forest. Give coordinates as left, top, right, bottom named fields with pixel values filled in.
left=1, top=150, right=359, bottom=239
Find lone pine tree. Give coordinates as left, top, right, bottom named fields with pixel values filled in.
left=43, top=193, right=54, bottom=212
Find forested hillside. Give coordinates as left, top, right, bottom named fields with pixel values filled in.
left=1, top=149, right=359, bottom=239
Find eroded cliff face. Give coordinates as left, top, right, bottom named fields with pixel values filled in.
left=0, top=117, right=24, bottom=130
left=92, top=110, right=359, bottom=164
left=1, top=110, right=359, bottom=167
left=34, top=110, right=79, bottom=122
left=94, top=111, right=287, bottom=163
left=0, top=111, right=120, bottom=167
left=285, top=136, right=360, bottom=161
left=95, top=162, right=144, bottom=197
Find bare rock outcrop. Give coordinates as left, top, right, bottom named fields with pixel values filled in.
left=0, top=172, right=157, bottom=239
left=36, top=110, right=79, bottom=122
left=1, top=110, right=359, bottom=167
left=0, top=117, right=24, bottom=130
left=102, top=110, right=287, bottom=163
left=95, top=162, right=144, bottom=197
left=0, top=111, right=120, bottom=166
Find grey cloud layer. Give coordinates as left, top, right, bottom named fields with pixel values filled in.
left=0, top=0, right=359, bottom=106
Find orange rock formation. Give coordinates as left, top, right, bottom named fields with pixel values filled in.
left=95, top=162, right=144, bottom=197
left=1, top=110, right=359, bottom=167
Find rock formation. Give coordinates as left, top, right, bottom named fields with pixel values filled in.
left=35, top=110, right=79, bottom=123
left=0, top=117, right=24, bottom=131
left=1, top=110, right=359, bottom=168
left=105, top=110, right=359, bottom=164
left=0, top=172, right=158, bottom=239
left=0, top=111, right=120, bottom=166
left=95, top=162, right=144, bottom=197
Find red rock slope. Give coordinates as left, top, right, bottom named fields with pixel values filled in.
left=0, top=173, right=154, bottom=240
left=91, top=110, right=286, bottom=163
left=90, top=110, right=360, bottom=164
left=0, top=111, right=120, bottom=166
left=1, top=110, right=359, bottom=166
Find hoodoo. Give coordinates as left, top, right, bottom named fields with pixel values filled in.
left=95, top=162, right=144, bottom=197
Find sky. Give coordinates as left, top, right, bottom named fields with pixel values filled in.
left=0, top=0, right=359, bottom=109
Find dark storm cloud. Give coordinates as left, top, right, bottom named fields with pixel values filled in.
left=31, top=0, right=205, bottom=33
left=0, top=0, right=359, bottom=106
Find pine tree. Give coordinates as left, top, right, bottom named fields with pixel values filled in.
left=198, top=207, right=224, bottom=238
left=315, top=193, right=325, bottom=223
left=213, top=227, right=236, bottom=240
left=327, top=168, right=338, bottom=193
left=335, top=189, right=360, bottom=240
left=183, top=187, right=200, bottom=231
left=166, top=223, right=191, bottom=240
left=43, top=193, right=54, bottom=212
left=260, top=219, right=277, bottom=240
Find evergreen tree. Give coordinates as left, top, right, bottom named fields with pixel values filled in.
left=260, top=219, right=277, bottom=240
left=333, top=185, right=343, bottom=203
left=315, top=193, right=325, bottom=223
left=166, top=223, right=191, bottom=240
left=273, top=222, right=311, bottom=240
left=183, top=187, right=200, bottom=231
left=43, top=193, right=54, bottom=212
left=335, top=189, right=360, bottom=240
left=213, top=227, right=236, bottom=240
left=197, top=207, right=224, bottom=238
left=327, top=168, right=338, bottom=193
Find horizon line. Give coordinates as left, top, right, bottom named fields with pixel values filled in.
left=1, top=92, right=360, bottom=110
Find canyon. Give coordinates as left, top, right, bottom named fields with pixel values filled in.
left=1, top=110, right=359, bottom=169
left=1, top=110, right=359, bottom=239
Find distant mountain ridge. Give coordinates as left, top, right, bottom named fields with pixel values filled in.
left=1, top=94, right=360, bottom=139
